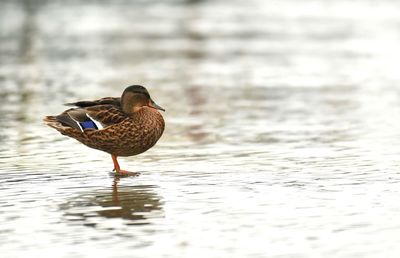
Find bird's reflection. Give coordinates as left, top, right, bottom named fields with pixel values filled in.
left=61, top=178, right=163, bottom=226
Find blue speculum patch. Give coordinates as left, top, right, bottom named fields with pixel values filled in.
left=80, top=120, right=98, bottom=129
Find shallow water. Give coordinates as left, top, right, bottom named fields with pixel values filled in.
left=1, top=0, right=400, bottom=257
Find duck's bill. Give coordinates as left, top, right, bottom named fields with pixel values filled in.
left=149, top=99, right=165, bottom=112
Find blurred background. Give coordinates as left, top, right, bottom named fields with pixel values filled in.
left=1, top=0, right=400, bottom=257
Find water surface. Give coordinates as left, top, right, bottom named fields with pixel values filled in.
left=1, top=0, right=400, bottom=257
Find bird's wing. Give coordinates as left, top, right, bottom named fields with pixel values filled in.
left=65, top=97, right=121, bottom=108
left=55, top=105, right=128, bottom=131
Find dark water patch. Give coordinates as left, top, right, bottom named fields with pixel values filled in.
left=60, top=183, right=163, bottom=227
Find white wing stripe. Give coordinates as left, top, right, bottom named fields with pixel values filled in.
left=67, top=113, right=84, bottom=132
left=86, top=114, right=104, bottom=130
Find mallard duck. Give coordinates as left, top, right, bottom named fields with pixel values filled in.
left=43, top=85, right=165, bottom=175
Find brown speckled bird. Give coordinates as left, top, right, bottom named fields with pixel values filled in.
left=43, top=85, right=165, bottom=175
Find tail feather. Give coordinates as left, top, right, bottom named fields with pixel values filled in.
left=43, top=116, right=80, bottom=135
left=43, top=116, right=60, bottom=129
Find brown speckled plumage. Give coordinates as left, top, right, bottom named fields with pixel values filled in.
left=75, top=108, right=164, bottom=156
left=43, top=85, right=165, bottom=174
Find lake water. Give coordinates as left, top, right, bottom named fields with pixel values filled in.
left=1, top=0, right=400, bottom=257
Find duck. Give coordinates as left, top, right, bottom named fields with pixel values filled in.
left=43, top=85, right=165, bottom=175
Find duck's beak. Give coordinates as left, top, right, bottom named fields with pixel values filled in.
left=149, top=99, right=165, bottom=112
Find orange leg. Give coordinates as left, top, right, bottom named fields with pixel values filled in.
left=111, top=154, right=121, bottom=172
left=111, top=154, right=139, bottom=176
